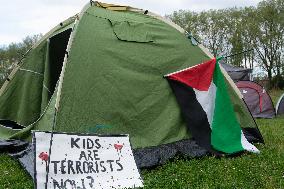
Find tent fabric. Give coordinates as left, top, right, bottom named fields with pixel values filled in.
left=0, top=17, right=75, bottom=128
left=275, top=93, right=284, bottom=115
left=43, top=6, right=210, bottom=149
left=220, top=60, right=252, bottom=82
left=236, top=81, right=275, bottom=118
left=0, top=2, right=263, bottom=171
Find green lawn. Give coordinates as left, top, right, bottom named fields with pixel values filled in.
left=268, top=89, right=284, bottom=104
left=1, top=117, right=284, bottom=189
left=1, top=91, right=284, bottom=189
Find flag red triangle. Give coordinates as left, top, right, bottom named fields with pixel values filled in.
left=167, top=58, right=216, bottom=91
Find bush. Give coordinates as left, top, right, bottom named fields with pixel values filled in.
left=271, top=75, right=284, bottom=89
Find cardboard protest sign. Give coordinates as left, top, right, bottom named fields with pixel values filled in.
left=33, top=131, right=143, bottom=189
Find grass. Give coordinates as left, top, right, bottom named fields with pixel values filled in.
left=142, top=117, right=284, bottom=189
left=0, top=155, right=33, bottom=188
left=1, top=91, right=284, bottom=189
left=1, top=117, right=284, bottom=189
left=268, top=89, right=284, bottom=105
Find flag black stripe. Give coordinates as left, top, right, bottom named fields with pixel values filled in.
left=167, top=79, right=212, bottom=151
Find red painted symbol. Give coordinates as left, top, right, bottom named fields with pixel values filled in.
left=114, top=144, right=123, bottom=151
left=39, top=152, right=49, bottom=162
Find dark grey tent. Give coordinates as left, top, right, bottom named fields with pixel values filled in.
left=220, top=60, right=252, bottom=82
left=275, top=93, right=284, bottom=115
left=236, top=81, right=275, bottom=118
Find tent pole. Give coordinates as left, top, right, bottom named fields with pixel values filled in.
left=43, top=3, right=89, bottom=185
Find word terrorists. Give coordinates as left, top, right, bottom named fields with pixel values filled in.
left=50, top=137, right=124, bottom=175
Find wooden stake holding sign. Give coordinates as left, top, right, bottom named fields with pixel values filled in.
left=33, top=131, right=143, bottom=189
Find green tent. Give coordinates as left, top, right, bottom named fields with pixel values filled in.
left=0, top=2, right=263, bottom=168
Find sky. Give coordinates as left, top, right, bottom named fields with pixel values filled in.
left=0, top=0, right=262, bottom=46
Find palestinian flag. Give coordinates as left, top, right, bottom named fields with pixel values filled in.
left=165, top=58, right=259, bottom=154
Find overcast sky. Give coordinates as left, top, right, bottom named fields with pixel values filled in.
left=0, top=0, right=262, bottom=46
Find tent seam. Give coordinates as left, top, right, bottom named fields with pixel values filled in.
left=43, top=84, right=51, bottom=94
left=0, top=17, right=77, bottom=98
left=18, top=68, right=43, bottom=76
left=54, top=3, right=90, bottom=110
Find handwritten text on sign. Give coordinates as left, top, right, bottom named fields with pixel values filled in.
left=33, top=132, right=143, bottom=189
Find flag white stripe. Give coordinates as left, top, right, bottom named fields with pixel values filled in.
left=241, top=131, right=260, bottom=153
left=193, top=82, right=217, bottom=128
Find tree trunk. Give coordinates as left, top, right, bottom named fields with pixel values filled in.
left=267, top=69, right=273, bottom=89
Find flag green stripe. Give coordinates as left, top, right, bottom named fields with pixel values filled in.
left=211, top=62, right=243, bottom=153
